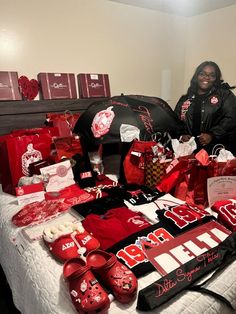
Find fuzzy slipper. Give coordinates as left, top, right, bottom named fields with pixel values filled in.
left=86, top=249, right=138, bottom=304
left=63, top=257, right=110, bottom=314
left=43, top=222, right=100, bottom=262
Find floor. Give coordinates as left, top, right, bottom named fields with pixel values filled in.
left=0, top=265, right=21, bottom=314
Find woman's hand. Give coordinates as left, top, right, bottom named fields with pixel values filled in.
left=198, top=133, right=213, bottom=146
left=180, top=134, right=192, bottom=142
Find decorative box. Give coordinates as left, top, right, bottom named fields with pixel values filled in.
left=38, top=72, right=77, bottom=100
left=0, top=71, right=22, bottom=100
left=77, top=73, right=111, bottom=98
left=28, top=159, right=50, bottom=176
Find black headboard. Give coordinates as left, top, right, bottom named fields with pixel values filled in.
left=0, top=98, right=105, bottom=135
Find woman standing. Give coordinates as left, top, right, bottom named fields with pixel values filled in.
left=175, top=61, right=236, bottom=155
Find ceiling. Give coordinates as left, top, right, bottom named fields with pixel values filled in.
left=109, top=0, right=236, bottom=17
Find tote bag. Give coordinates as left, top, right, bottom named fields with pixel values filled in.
left=0, top=132, right=53, bottom=195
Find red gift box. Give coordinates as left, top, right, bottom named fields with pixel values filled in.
left=78, top=73, right=111, bottom=98
left=38, top=72, right=77, bottom=100
left=0, top=71, right=22, bottom=100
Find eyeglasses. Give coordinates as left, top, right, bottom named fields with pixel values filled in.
left=198, top=71, right=216, bottom=79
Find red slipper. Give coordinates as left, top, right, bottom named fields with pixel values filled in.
left=86, top=249, right=138, bottom=304
left=43, top=222, right=100, bottom=262
left=63, top=257, right=110, bottom=314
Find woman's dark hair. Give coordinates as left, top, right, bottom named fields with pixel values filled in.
left=187, top=61, right=222, bottom=95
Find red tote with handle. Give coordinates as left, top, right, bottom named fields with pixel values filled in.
left=46, top=111, right=80, bottom=137
left=0, top=132, right=53, bottom=195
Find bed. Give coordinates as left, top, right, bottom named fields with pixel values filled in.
left=1, top=185, right=236, bottom=314
left=0, top=99, right=236, bottom=314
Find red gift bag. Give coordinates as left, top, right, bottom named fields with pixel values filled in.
left=53, top=135, right=83, bottom=162
left=0, top=134, right=14, bottom=184
left=170, top=151, right=213, bottom=207
left=221, top=158, right=236, bottom=175
left=188, top=158, right=236, bottom=207
left=208, top=158, right=236, bottom=177
left=205, top=144, right=235, bottom=177
left=46, top=111, right=80, bottom=137
left=185, top=149, right=236, bottom=208
left=123, top=139, right=156, bottom=185
left=0, top=132, right=53, bottom=195
left=156, top=156, right=195, bottom=195
left=185, top=163, right=209, bottom=207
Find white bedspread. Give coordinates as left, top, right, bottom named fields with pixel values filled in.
left=0, top=185, right=236, bottom=314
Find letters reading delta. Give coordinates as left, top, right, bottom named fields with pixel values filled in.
left=153, top=225, right=229, bottom=275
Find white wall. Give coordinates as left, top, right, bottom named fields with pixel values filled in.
left=0, top=0, right=187, bottom=106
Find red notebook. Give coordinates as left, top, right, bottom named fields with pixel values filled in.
left=78, top=73, right=111, bottom=98
left=0, top=71, right=22, bottom=100
left=38, top=72, right=77, bottom=100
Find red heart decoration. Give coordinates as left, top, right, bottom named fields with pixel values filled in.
left=18, top=75, right=39, bottom=100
